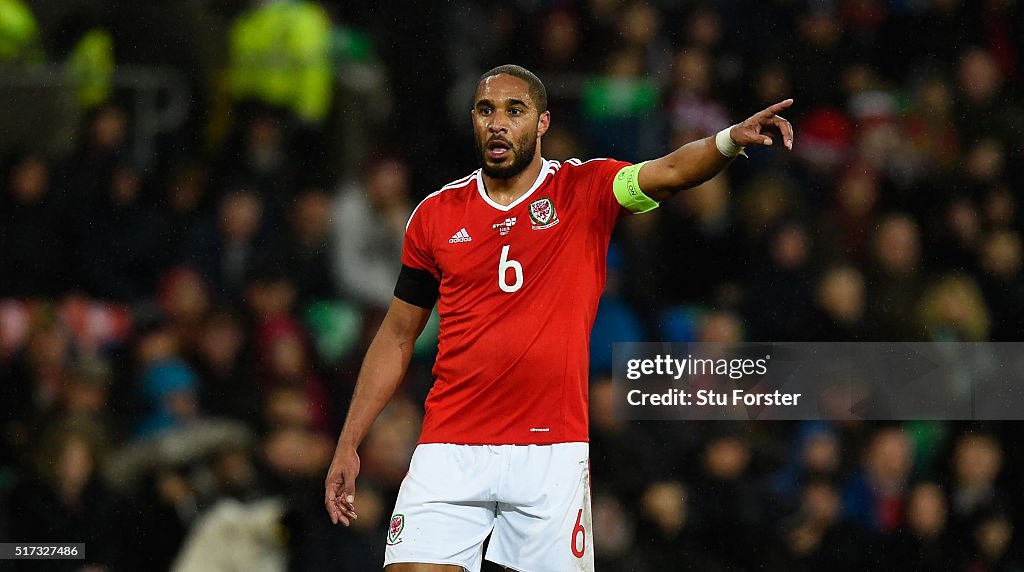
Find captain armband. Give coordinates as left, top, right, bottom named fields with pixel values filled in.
left=394, top=264, right=440, bottom=309
left=612, top=162, right=659, bottom=214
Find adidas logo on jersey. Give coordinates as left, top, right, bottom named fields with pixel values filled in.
left=449, top=228, right=472, bottom=243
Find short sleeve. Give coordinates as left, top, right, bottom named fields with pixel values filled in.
left=565, top=158, right=634, bottom=235
left=402, top=202, right=440, bottom=281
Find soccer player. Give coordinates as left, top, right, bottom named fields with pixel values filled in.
left=325, top=64, right=793, bottom=571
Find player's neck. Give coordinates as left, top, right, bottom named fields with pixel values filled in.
left=482, top=154, right=544, bottom=207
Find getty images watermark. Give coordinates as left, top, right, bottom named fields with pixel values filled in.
left=612, top=342, right=1024, bottom=421
left=623, top=353, right=802, bottom=407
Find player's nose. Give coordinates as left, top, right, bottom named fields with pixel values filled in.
left=487, top=114, right=510, bottom=133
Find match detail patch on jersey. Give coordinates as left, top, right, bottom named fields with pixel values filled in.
left=387, top=514, right=405, bottom=545
left=529, top=198, right=560, bottom=230
left=449, top=228, right=473, bottom=243
left=492, top=217, right=517, bottom=236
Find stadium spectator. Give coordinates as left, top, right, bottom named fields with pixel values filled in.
left=666, top=48, right=730, bottom=148
left=747, top=221, right=815, bottom=341
left=917, top=274, right=991, bottom=342
left=772, top=422, right=844, bottom=510
left=162, top=162, right=209, bottom=257
left=885, top=481, right=962, bottom=571
left=656, top=174, right=742, bottom=308
left=157, top=266, right=211, bottom=353
left=950, top=433, right=1009, bottom=541
left=135, top=358, right=202, bottom=438
left=283, top=187, right=339, bottom=304
left=0, top=153, right=70, bottom=298
left=592, top=489, right=649, bottom=571
left=189, top=309, right=260, bottom=428
left=216, top=109, right=298, bottom=228
left=803, top=264, right=868, bottom=341
left=226, top=0, right=332, bottom=125
left=770, top=476, right=873, bottom=572
left=955, top=47, right=1023, bottom=147
left=71, top=161, right=170, bottom=301
left=964, top=511, right=1022, bottom=571
left=978, top=230, right=1024, bottom=340
left=636, top=480, right=724, bottom=571
left=183, top=188, right=277, bottom=304
left=3, top=310, right=74, bottom=462
left=690, top=432, right=767, bottom=570
left=865, top=213, right=925, bottom=340
left=843, top=426, right=915, bottom=535
left=8, top=421, right=122, bottom=570
left=330, top=154, right=411, bottom=312
left=59, top=105, right=129, bottom=203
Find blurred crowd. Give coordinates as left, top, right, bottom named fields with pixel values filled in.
left=1, top=0, right=1023, bottom=570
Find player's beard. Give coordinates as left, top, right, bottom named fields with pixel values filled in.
left=476, top=131, right=538, bottom=180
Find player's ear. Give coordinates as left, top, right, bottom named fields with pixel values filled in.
left=537, top=110, right=551, bottom=138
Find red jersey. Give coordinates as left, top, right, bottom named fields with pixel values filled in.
left=403, top=158, right=631, bottom=445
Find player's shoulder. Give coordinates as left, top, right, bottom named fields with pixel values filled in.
left=407, top=170, right=480, bottom=225
left=559, top=157, right=618, bottom=167
left=556, top=157, right=628, bottom=174
left=549, top=158, right=630, bottom=188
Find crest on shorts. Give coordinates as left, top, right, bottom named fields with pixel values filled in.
left=529, top=198, right=559, bottom=230
left=387, top=513, right=405, bottom=545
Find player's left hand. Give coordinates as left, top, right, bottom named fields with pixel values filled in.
left=325, top=445, right=360, bottom=526
left=729, top=99, right=794, bottom=150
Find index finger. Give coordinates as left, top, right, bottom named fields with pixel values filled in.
left=764, top=98, right=794, bottom=116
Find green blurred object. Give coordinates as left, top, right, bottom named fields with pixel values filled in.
left=905, top=420, right=949, bottom=477
left=330, top=27, right=373, bottom=63
left=306, top=301, right=438, bottom=364
left=305, top=300, right=362, bottom=364
left=413, top=308, right=440, bottom=358
left=66, top=29, right=114, bottom=109
left=228, top=0, right=332, bottom=122
left=0, top=0, right=42, bottom=62
left=0, top=466, right=17, bottom=495
left=581, top=77, right=658, bottom=120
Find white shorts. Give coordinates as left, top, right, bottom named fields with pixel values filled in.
left=383, top=442, right=593, bottom=572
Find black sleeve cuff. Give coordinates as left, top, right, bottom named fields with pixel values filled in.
left=394, top=264, right=440, bottom=309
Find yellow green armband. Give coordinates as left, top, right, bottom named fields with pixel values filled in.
left=612, top=162, right=659, bottom=214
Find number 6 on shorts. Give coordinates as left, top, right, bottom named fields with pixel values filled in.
left=571, top=508, right=586, bottom=558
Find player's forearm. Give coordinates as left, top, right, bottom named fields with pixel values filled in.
left=639, top=136, right=733, bottom=202
left=639, top=100, right=794, bottom=202
left=337, top=316, right=421, bottom=448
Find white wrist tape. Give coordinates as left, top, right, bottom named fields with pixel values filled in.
left=715, top=127, right=746, bottom=158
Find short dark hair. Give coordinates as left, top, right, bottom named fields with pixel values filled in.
left=478, top=65, right=548, bottom=113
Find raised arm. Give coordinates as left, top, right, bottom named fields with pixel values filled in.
left=638, top=99, right=794, bottom=202
left=324, top=297, right=431, bottom=526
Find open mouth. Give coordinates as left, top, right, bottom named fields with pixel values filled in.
left=486, top=139, right=512, bottom=160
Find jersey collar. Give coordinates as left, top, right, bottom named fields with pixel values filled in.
left=475, top=159, right=556, bottom=212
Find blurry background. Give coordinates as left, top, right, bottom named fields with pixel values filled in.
left=0, top=0, right=1022, bottom=570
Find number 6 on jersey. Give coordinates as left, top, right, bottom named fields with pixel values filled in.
left=498, top=245, right=523, bottom=293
